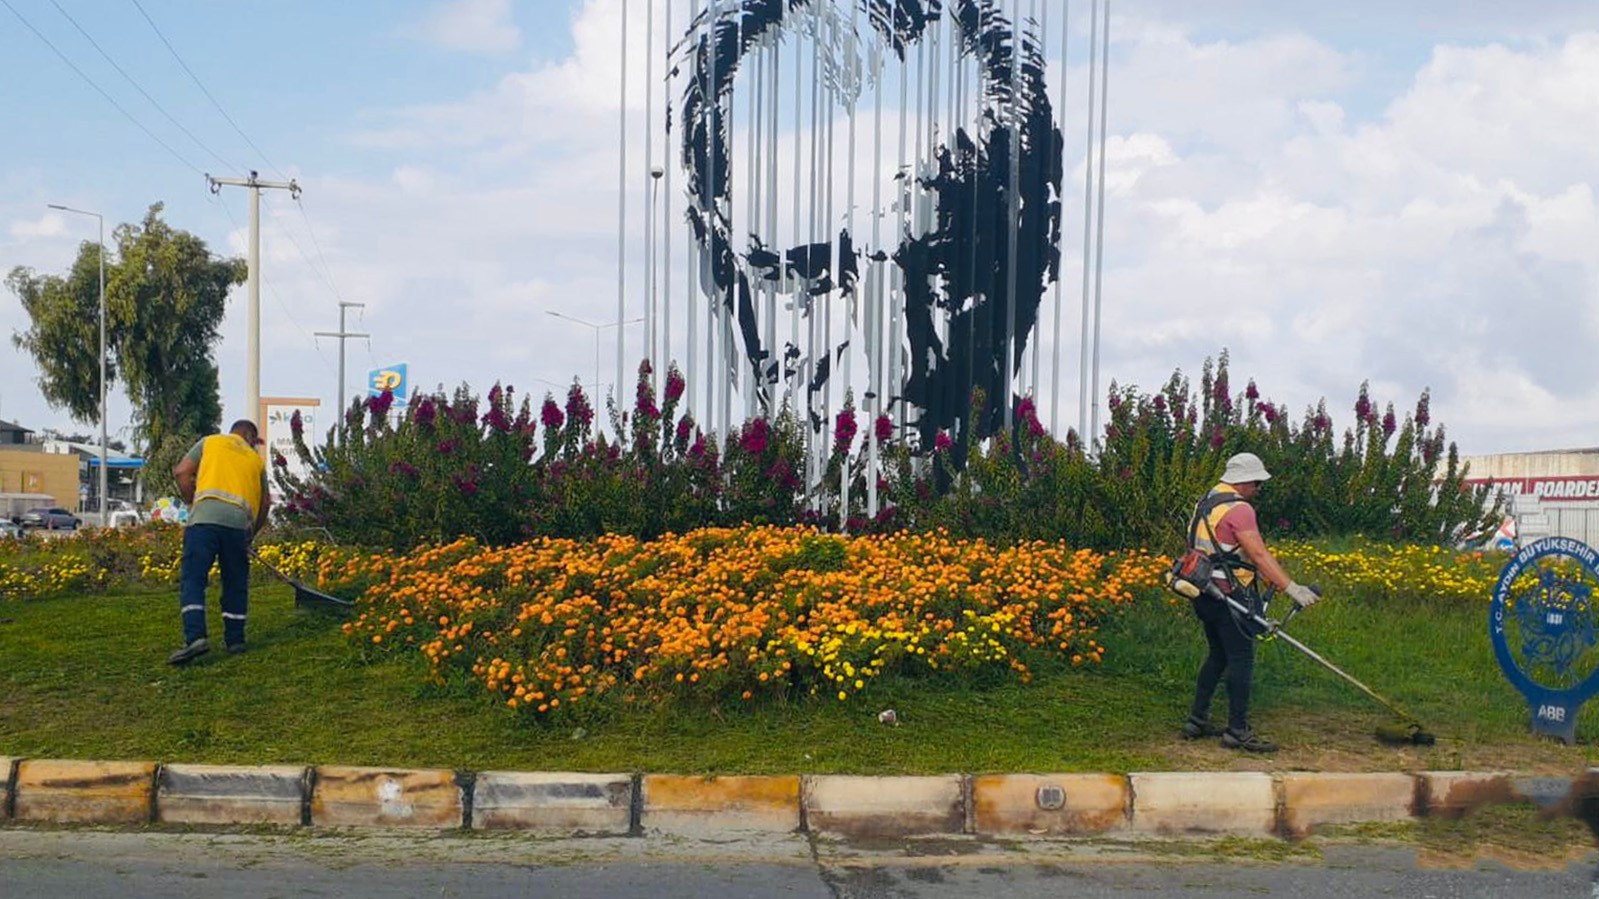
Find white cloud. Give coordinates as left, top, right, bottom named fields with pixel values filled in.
left=401, top=0, right=523, bottom=55
left=125, top=3, right=1599, bottom=455
left=8, top=213, right=65, bottom=239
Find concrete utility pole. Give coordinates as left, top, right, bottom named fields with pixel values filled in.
left=315, top=301, right=369, bottom=444
left=206, top=170, right=300, bottom=428
left=47, top=204, right=106, bottom=524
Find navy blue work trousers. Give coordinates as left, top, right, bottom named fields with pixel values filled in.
left=178, top=523, right=250, bottom=646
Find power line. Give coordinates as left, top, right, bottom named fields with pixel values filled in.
left=127, top=0, right=289, bottom=181
left=44, top=0, right=239, bottom=173
left=1, top=0, right=202, bottom=174
left=211, top=191, right=334, bottom=375
left=259, top=195, right=343, bottom=302
left=292, top=195, right=345, bottom=304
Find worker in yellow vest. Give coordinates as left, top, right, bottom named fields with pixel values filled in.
left=1180, top=452, right=1318, bottom=752
left=167, top=420, right=271, bottom=665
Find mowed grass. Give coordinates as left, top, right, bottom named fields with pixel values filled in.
left=0, top=582, right=1594, bottom=774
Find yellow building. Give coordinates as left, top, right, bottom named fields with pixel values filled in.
left=0, top=447, right=82, bottom=511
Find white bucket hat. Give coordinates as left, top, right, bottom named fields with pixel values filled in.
left=1221, top=452, right=1272, bottom=484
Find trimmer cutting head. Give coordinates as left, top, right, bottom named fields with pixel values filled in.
left=1375, top=722, right=1436, bottom=746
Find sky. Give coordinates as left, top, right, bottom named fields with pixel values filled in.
left=1, top=0, right=1596, bottom=457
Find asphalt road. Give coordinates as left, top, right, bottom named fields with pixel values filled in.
left=0, top=830, right=1593, bottom=898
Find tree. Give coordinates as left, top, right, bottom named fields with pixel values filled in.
left=7, top=203, right=245, bottom=453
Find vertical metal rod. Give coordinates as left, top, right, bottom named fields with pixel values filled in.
left=96, top=213, right=106, bottom=518
left=790, top=17, right=804, bottom=413
left=1078, top=0, right=1099, bottom=442
left=721, top=0, right=739, bottom=442
left=866, top=17, right=884, bottom=519
left=891, top=33, right=909, bottom=436
left=841, top=3, right=858, bottom=530
left=688, top=0, right=702, bottom=423
left=663, top=0, right=674, bottom=374
left=1051, top=0, right=1069, bottom=435
left=805, top=5, right=822, bottom=493
left=617, top=0, right=630, bottom=409
left=1004, top=0, right=1021, bottom=428
left=765, top=36, right=779, bottom=412
left=822, top=14, right=838, bottom=506
left=1029, top=0, right=1043, bottom=400
left=747, top=24, right=762, bottom=420
left=247, top=182, right=260, bottom=430
left=645, top=0, right=656, bottom=373
left=1090, top=0, right=1111, bottom=447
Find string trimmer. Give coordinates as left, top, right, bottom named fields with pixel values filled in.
left=1213, top=585, right=1436, bottom=746
left=249, top=547, right=353, bottom=613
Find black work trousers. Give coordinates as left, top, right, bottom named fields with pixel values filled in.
left=1188, top=591, right=1256, bottom=732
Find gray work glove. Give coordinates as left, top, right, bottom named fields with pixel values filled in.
left=1285, top=582, right=1320, bottom=609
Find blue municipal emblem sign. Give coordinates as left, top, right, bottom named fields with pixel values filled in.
left=1491, top=537, right=1599, bottom=744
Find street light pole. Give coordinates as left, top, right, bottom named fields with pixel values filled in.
left=545, top=311, right=643, bottom=402
left=48, top=204, right=106, bottom=525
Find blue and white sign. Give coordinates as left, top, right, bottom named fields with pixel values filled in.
left=368, top=363, right=410, bottom=403
left=1491, top=537, right=1599, bottom=744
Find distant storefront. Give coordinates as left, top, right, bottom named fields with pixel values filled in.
left=1460, top=448, right=1599, bottom=547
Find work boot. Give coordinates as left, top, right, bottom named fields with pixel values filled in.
left=1181, top=715, right=1224, bottom=740
left=1220, top=727, right=1278, bottom=753
left=226, top=642, right=247, bottom=655
left=168, top=637, right=210, bottom=666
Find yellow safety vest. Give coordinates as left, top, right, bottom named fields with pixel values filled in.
left=1189, top=483, right=1255, bottom=587
left=194, top=433, right=265, bottom=521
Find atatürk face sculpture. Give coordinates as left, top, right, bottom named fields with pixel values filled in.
left=681, top=0, right=1062, bottom=457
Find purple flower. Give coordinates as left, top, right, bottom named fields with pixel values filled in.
left=875, top=414, right=893, bottom=444
left=1415, top=392, right=1431, bottom=428
left=290, top=410, right=304, bottom=438
left=1382, top=408, right=1397, bottom=436
left=1209, top=428, right=1226, bottom=450
left=689, top=435, right=707, bottom=459
left=483, top=406, right=511, bottom=433
left=665, top=368, right=686, bottom=404
left=413, top=396, right=437, bottom=430
left=389, top=460, right=420, bottom=479
left=368, top=390, right=395, bottom=419
left=832, top=408, right=858, bottom=456
left=1262, top=403, right=1279, bottom=425
left=272, top=451, right=288, bottom=468
left=1314, top=412, right=1331, bottom=433
left=540, top=398, right=564, bottom=430
left=565, top=385, right=594, bottom=429
left=1152, top=394, right=1167, bottom=413
left=675, top=416, right=694, bottom=445
left=740, top=417, right=771, bottom=455
left=436, top=438, right=459, bottom=456
left=1354, top=387, right=1372, bottom=422
left=1245, top=380, right=1260, bottom=402
left=933, top=431, right=953, bottom=453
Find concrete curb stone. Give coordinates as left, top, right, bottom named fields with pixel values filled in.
left=311, top=766, right=464, bottom=828
left=971, top=773, right=1129, bottom=836
left=1, top=757, right=16, bottom=821
left=1279, top=772, right=1418, bottom=838
left=641, top=774, right=800, bottom=835
left=157, top=764, right=309, bottom=826
left=13, top=759, right=158, bottom=825
left=1129, top=772, right=1276, bottom=836
left=1420, top=771, right=1516, bottom=819
left=804, top=775, right=965, bottom=838
left=472, top=771, right=632, bottom=833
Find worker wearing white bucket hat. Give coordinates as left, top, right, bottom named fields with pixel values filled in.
left=1178, top=452, right=1319, bottom=753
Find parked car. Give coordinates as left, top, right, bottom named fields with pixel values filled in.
left=0, top=520, right=22, bottom=540
left=20, top=507, right=79, bottom=530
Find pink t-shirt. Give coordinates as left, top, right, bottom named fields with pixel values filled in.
left=1212, top=500, right=1259, bottom=549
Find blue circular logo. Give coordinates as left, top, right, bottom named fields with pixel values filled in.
left=1491, top=537, right=1599, bottom=740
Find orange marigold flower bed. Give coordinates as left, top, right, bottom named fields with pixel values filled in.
left=329, top=527, right=1168, bottom=717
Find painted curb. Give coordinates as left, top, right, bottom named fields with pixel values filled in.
left=972, top=773, right=1129, bottom=836
left=157, top=764, right=309, bottom=826
left=1, top=757, right=17, bottom=822
left=641, top=774, right=800, bottom=835
left=1130, top=772, right=1276, bottom=836
left=13, top=759, right=158, bottom=825
left=1421, top=771, right=1518, bottom=819
left=804, top=774, right=965, bottom=838
left=1280, top=772, right=1418, bottom=837
left=311, top=766, right=464, bottom=828
left=472, top=771, right=632, bottom=833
